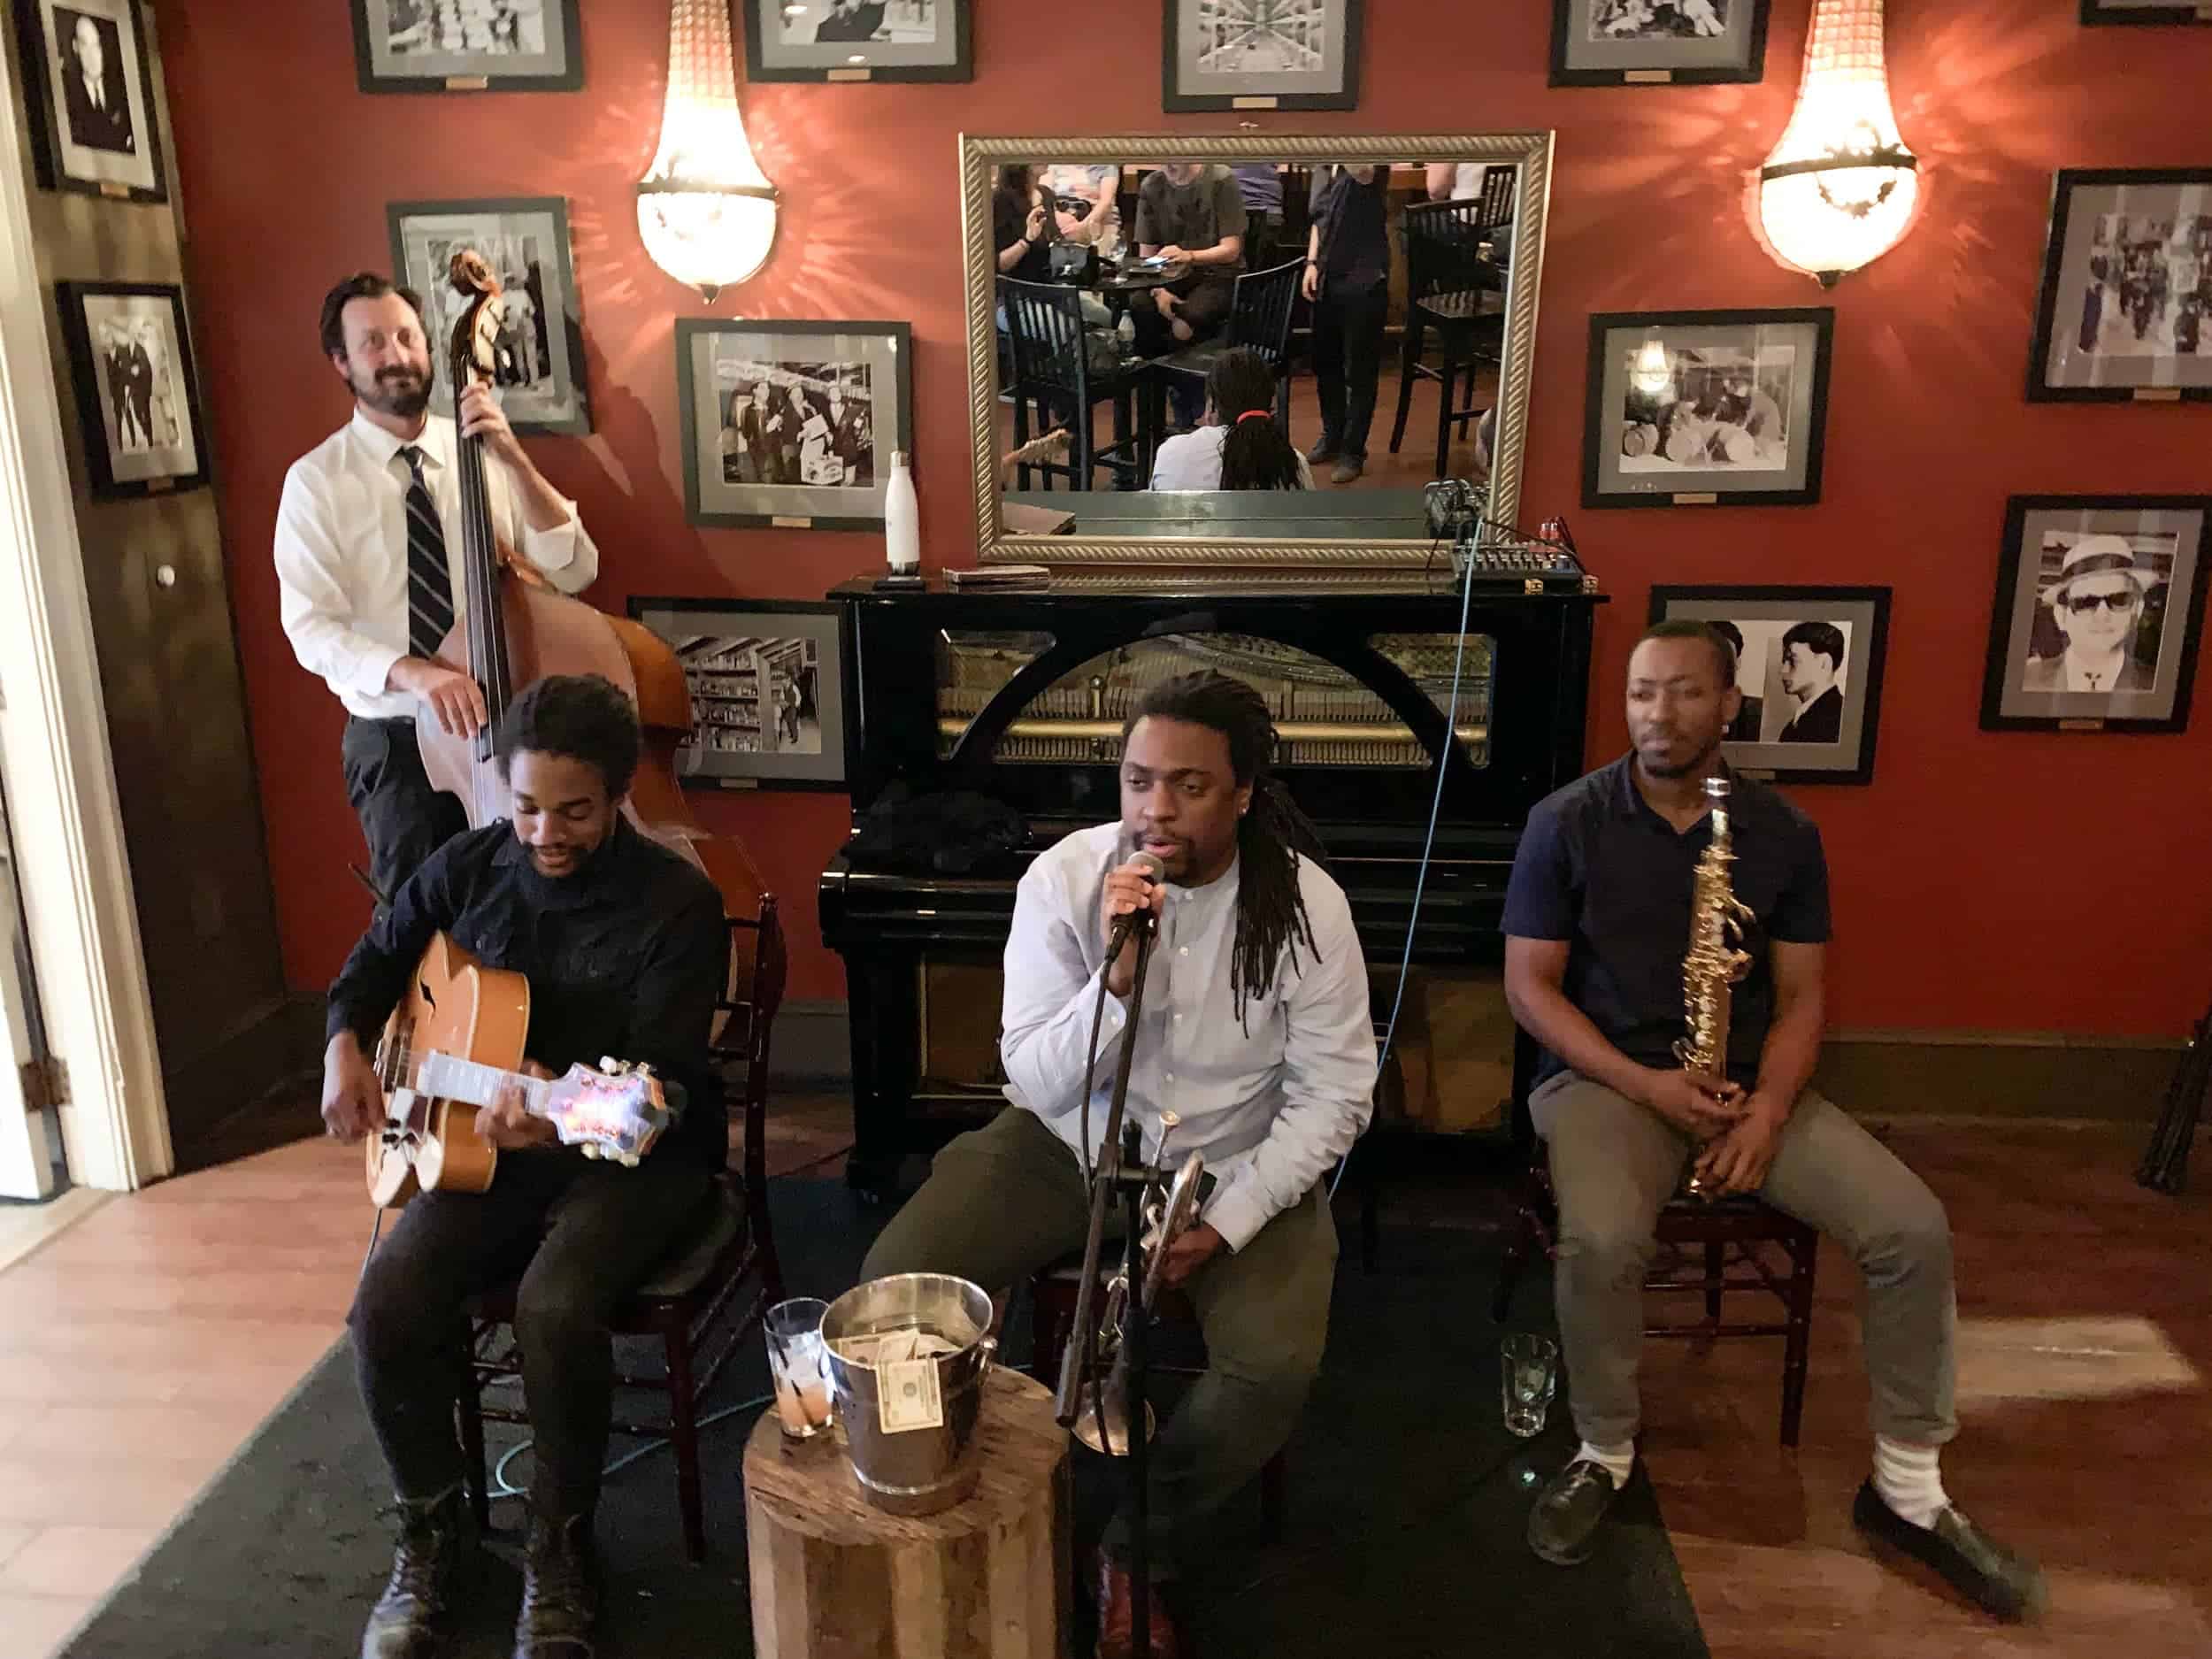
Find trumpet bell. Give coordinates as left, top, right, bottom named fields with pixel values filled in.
left=1070, top=1381, right=1156, bottom=1455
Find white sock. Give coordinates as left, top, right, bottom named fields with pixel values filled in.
left=1574, top=1439, right=1634, bottom=1488
left=1873, top=1437, right=1949, bottom=1529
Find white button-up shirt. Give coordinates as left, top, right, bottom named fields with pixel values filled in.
left=999, top=821, right=1378, bottom=1253
left=274, top=408, right=599, bottom=720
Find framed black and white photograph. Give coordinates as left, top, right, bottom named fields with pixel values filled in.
left=1550, top=0, right=1770, bottom=87
left=1649, top=586, right=1891, bottom=783
left=2027, top=169, right=2212, bottom=403
left=1585, top=309, right=1832, bottom=509
left=1979, top=495, right=2209, bottom=733
left=350, top=0, right=582, bottom=93
left=388, top=197, right=591, bottom=436
left=744, top=0, right=972, bottom=81
left=626, top=597, right=849, bottom=790
left=53, top=280, right=209, bottom=499
left=15, top=0, right=165, bottom=203
left=676, top=318, right=912, bottom=531
left=2081, top=3, right=2212, bottom=25
left=1163, top=0, right=1363, bottom=112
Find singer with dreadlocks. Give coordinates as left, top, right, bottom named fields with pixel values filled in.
left=861, top=670, right=1376, bottom=1658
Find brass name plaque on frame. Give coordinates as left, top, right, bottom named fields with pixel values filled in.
left=1624, top=70, right=1674, bottom=84
left=1672, top=492, right=1718, bottom=505
left=828, top=67, right=872, bottom=81
left=771, top=515, right=814, bottom=529
left=2132, top=388, right=2182, bottom=403
left=444, top=76, right=488, bottom=91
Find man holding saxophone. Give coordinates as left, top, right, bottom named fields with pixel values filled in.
left=861, top=671, right=1376, bottom=1659
left=1499, top=620, right=2044, bottom=1621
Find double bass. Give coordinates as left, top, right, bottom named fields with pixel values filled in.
left=413, top=249, right=765, bottom=920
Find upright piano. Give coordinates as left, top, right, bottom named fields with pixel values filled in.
left=818, top=571, right=1603, bottom=1202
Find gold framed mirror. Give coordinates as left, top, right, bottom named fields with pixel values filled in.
left=960, top=132, right=1553, bottom=569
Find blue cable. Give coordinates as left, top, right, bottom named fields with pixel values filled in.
left=1330, top=534, right=1480, bottom=1199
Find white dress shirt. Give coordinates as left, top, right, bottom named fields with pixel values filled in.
left=1000, top=822, right=1377, bottom=1254
left=1148, top=424, right=1316, bottom=493
left=274, top=408, right=599, bottom=721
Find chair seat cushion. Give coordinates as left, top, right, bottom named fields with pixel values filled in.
left=632, top=1178, right=748, bottom=1301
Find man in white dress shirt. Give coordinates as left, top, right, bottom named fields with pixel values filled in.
left=861, top=670, right=1376, bottom=1659
left=275, top=273, right=599, bottom=910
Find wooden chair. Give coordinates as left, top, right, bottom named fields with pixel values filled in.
left=999, top=276, right=1149, bottom=491
left=1028, top=1259, right=1287, bottom=1542
left=1149, top=257, right=1306, bottom=434
left=456, top=894, right=791, bottom=1562
left=1489, top=1033, right=1819, bottom=1448
left=1386, top=198, right=1510, bottom=481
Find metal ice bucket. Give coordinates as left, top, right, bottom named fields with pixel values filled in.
left=820, top=1272, right=996, bottom=1516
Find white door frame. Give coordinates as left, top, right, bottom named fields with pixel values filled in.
left=0, top=40, right=171, bottom=1191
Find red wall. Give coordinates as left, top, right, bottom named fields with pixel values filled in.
left=158, top=2, right=2211, bottom=1036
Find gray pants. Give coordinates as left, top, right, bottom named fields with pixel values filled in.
left=1532, top=1071, right=1957, bottom=1449
left=862, top=1108, right=1336, bottom=1571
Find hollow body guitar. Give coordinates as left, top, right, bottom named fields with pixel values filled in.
left=365, top=933, right=670, bottom=1209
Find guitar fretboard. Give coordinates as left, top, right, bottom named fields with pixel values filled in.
left=416, top=1051, right=553, bottom=1117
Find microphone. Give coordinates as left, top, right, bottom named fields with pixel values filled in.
left=1107, top=850, right=1166, bottom=955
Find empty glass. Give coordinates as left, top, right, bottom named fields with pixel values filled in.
left=1501, top=1333, right=1558, bottom=1439
left=765, top=1298, right=833, bottom=1440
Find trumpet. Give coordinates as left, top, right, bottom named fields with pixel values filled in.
left=1071, top=1112, right=1207, bottom=1456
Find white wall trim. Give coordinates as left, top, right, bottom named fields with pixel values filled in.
left=0, top=42, right=169, bottom=1189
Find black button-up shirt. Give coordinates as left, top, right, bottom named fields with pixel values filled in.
left=326, top=818, right=730, bottom=1169
left=1502, top=756, right=1831, bottom=1088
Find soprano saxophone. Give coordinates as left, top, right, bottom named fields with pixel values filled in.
left=1676, top=775, right=1756, bottom=1199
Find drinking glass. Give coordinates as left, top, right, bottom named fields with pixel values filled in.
left=1501, top=1333, right=1558, bottom=1439
left=765, top=1297, right=833, bottom=1440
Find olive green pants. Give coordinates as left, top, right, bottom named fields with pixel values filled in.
left=862, top=1108, right=1337, bottom=1571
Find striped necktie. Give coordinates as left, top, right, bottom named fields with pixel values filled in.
left=399, top=444, right=454, bottom=661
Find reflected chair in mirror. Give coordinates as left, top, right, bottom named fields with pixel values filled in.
left=1489, top=1031, right=1819, bottom=1448
left=1000, top=276, right=1149, bottom=491
left=1388, top=199, right=1512, bottom=482
left=455, top=894, right=791, bottom=1563
left=1150, top=257, right=1305, bottom=438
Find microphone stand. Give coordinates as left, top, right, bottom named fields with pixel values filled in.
left=1054, top=910, right=1160, bottom=1656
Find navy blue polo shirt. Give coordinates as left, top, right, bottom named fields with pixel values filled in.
left=1501, top=756, right=1830, bottom=1088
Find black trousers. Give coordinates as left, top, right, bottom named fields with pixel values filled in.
left=342, top=716, right=466, bottom=910
left=349, top=1150, right=713, bottom=1517
left=1132, top=273, right=1237, bottom=429
left=1313, top=277, right=1390, bottom=458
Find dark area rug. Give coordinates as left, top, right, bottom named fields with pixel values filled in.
left=61, top=1176, right=1706, bottom=1658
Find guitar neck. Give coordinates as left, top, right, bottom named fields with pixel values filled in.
left=416, top=1050, right=555, bottom=1118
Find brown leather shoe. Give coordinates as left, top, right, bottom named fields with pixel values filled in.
left=1095, top=1555, right=1181, bottom=1659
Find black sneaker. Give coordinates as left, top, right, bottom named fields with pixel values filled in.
left=512, top=1510, right=599, bottom=1658
left=1852, top=1480, right=2047, bottom=1622
left=361, top=1486, right=468, bottom=1659
left=1527, top=1458, right=1624, bottom=1566
left=1306, top=436, right=1340, bottom=465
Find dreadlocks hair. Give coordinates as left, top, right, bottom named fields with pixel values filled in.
left=1125, top=670, right=1328, bottom=1030
left=1208, top=349, right=1305, bottom=492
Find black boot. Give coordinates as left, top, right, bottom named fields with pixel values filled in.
left=360, top=1486, right=467, bottom=1659
left=512, top=1510, right=598, bottom=1658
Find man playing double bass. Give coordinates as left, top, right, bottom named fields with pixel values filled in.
left=276, top=272, right=601, bottom=910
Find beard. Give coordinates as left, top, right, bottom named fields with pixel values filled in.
left=351, top=362, right=432, bottom=420
left=1635, top=733, right=1719, bottom=780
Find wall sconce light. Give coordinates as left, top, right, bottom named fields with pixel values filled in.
left=1755, top=0, right=1919, bottom=287
left=638, top=0, right=780, bottom=303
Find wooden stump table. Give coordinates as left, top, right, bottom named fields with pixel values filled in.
left=744, top=1366, right=1070, bottom=1658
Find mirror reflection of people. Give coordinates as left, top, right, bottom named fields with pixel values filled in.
left=1777, top=621, right=1846, bottom=743
left=1709, top=619, right=1764, bottom=742
left=2021, top=534, right=2155, bottom=693
left=1133, top=161, right=1247, bottom=427
left=1149, top=349, right=1313, bottom=492
left=1302, top=164, right=1393, bottom=486
left=62, top=12, right=134, bottom=154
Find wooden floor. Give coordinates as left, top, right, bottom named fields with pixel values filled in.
left=0, top=1106, right=2204, bottom=1657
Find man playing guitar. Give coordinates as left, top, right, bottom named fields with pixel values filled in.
left=321, top=673, right=730, bottom=1659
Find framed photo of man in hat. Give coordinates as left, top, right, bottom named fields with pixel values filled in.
left=1979, top=495, right=2211, bottom=733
